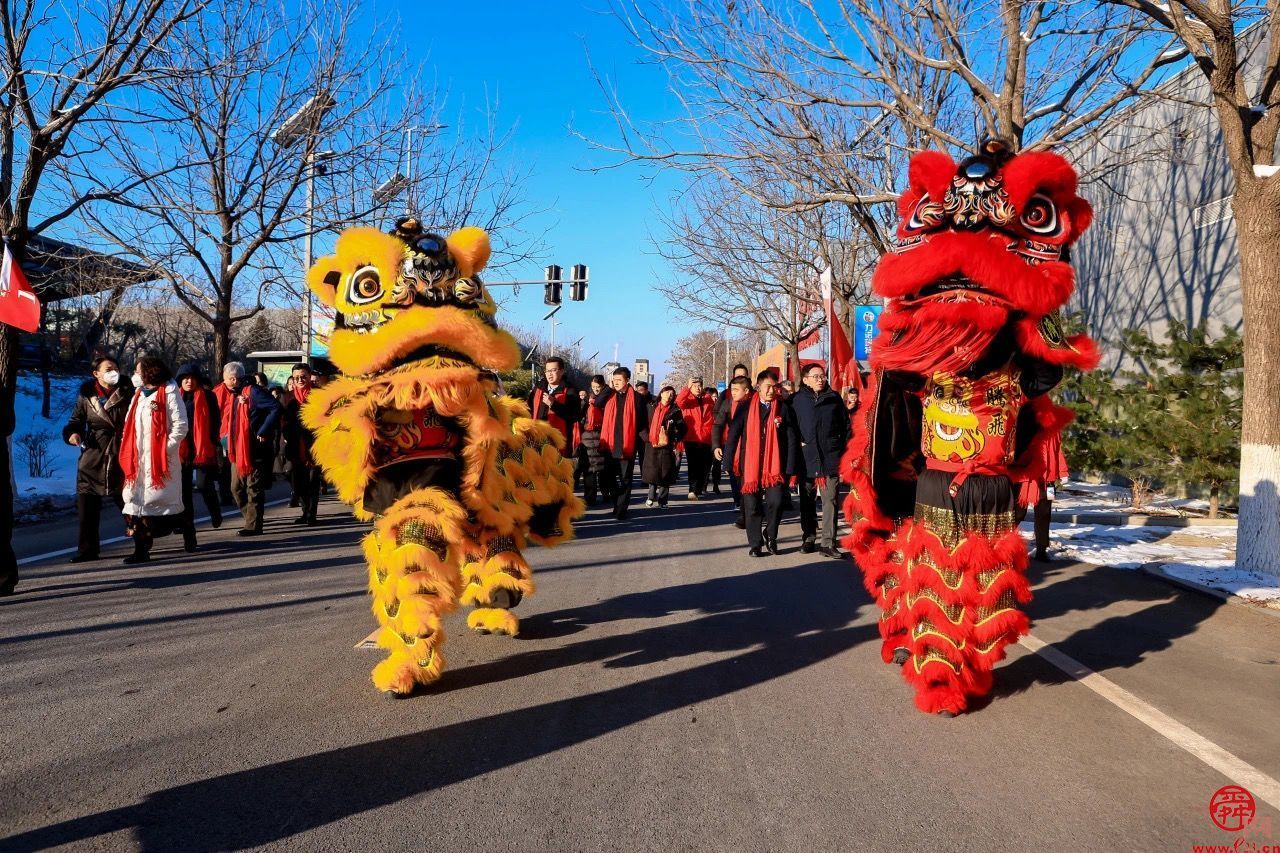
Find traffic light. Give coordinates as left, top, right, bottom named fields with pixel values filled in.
left=569, top=264, right=588, bottom=301
left=544, top=264, right=562, bottom=305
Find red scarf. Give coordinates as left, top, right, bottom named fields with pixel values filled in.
left=584, top=400, right=603, bottom=431
left=292, top=384, right=313, bottom=465
left=227, top=387, right=255, bottom=476
left=181, top=387, right=216, bottom=467
left=533, top=386, right=570, bottom=437
left=119, top=385, right=172, bottom=490
left=737, top=393, right=784, bottom=494
left=600, top=386, right=636, bottom=458
left=648, top=403, right=670, bottom=445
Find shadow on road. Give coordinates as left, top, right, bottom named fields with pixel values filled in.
left=2, top=557, right=875, bottom=851
left=991, top=559, right=1224, bottom=700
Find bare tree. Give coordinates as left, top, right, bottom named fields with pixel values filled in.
left=656, top=178, right=868, bottom=377
left=77, top=0, right=433, bottom=371
left=588, top=1, right=1181, bottom=250
left=0, top=0, right=203, bottom=578
left=1094, top=2, right=1280, bottom=578
left=666, top=328, right=760, bottom=388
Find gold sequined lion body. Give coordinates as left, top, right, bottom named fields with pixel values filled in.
left=301, top=219, right=582, bottom=696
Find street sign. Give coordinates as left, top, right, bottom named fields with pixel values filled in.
left=854, top=304, right=883, bottom=362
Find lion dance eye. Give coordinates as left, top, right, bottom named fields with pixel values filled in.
left=1020, top=194, right=1061, bottom=236
left=348, top=266, right=383, bottom=304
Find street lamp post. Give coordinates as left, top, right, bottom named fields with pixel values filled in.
left=272, top=91, right=337, bottom=361
left=301, top=150, right=334, bottom=357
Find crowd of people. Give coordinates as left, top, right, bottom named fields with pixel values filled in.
left=52, top=349, right=1054, bottom=570
left=527, top=356, right=862, bottom=557
left=63, top=356, right=331, bottom=565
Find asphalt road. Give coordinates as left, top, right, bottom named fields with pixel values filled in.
left=2, top=480, right=1278, bottom=852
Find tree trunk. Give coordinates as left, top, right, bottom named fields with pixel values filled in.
left=1233, top=187, right=1280, bottom=579
left=1208, top=483, right=1220, bottom=520
left=0, top=325, right=19, bottom=588
left=212, top=312, right=232, bottom=378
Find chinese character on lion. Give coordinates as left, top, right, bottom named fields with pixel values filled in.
left=301, top=218, right=583, bottom=697
left=841, top=139, right=1099, bottom=716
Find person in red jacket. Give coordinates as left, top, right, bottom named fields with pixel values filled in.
left=676, top=375, right=715, bottom=500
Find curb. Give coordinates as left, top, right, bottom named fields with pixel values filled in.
left=1139, top=563, right=1280, bottom=621
left=1050, top=511, right=1236, bottom=528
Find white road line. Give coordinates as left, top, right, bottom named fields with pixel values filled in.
left=1021, top=633, right=1280, bottom=812
left=16, top=498, right=293, bottom=566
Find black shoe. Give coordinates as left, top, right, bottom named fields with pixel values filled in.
left=800, top=539, right=816, bottom=554
left=237, top=528, right=262, bottom=537
left=289, top=497, right=300, bottom=508
left=0, top=578, right=16, bottom=597
left=183, top=530, right=198, bottom=553
left=766, top=539, right=780, bottom=555
left=748, top=547, right=763, bottom=557
left=209, top=509, right=223, bottom=529
left=122, top=552, right=150, bottom=565
left=293, top=515, right=309, bottom=525
left=733, top=516, right=746, bottom=529
left=820, top=546, right=842, bottom=559
left=69, top=552, right=99, bottom=563
left=305, top=515, right=318, bottom=526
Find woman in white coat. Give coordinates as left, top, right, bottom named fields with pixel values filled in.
left=118, top=356, right=189, bottom=564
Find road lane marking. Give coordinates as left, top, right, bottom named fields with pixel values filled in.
left=1020, top=633, right=1280, bottom=812
left=16, top=498, right=293, bottom=566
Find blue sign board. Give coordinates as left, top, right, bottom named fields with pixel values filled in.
left=854, top=305, right=883, bottom=361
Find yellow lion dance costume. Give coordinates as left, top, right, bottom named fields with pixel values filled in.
left=301, top=217, right=582, bottom=696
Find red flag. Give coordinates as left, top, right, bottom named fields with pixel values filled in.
left=829, top=310, right=855, bottom=391
left=0, top=243, right=40, bottom=333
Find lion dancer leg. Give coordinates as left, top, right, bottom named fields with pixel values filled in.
left=460, top=530, right=535, bottom=638
left=363, top=488, right=469, bottom=695
left=900, top=472, right=1029, bottom=715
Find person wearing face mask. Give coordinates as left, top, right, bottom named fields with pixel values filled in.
left=62, top=356, right=132, bottom=564
left=118, top=356, right=189, bottom=563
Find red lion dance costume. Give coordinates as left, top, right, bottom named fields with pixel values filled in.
left=841, top=139, right=1098, bottom=716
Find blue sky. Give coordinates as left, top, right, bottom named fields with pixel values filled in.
left=379, top=0, right=689, bottom=381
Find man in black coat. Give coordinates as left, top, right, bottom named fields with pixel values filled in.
left=792, top=362, right=851, bottom=557
left=526, top=356, right=581, bottom=456
left=724, top=371, right=799, bottom=556
left=712, top=373, right=752, bottom=528
left=592, top=366, right=649, bottom=520
left=61, top=356, right=131, bottom=566
left=281, top=362, right=324, bottom=525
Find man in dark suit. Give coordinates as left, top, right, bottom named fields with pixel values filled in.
left=593, top=366, right=649, bottom=520
left=724, top=370, right=799, bottom=556
left=527, top=356, right=581, bottom=456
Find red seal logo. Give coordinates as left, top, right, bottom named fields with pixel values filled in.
left=1209, top=785, right=1255, bottom=832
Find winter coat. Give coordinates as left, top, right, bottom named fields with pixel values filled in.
left=120, top=381, right=189, bottom=517
left=711, top=393, right=742, bottom=452
left=63, top=379, right=131, bottom=496
left=281, top=392, right=315, bottom=469
left=179, top=387, right=221, bottom=469
left=723, top=396, right=800, bottom=484
left=676, top=387, right=715, bottom=445
left=592, top=386, right=650, bottom=460
left=577, top=399, right=605, bottom=474
left=641, top=403, right=687, bottom=486
left=527, top=381, right=581, bottom=451
left=791, top=386, right=851, bottom=479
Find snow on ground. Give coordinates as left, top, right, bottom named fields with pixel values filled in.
left=1055, top=479, right=1222, bottom=517
left=1030, top=520, right=1280, bottom=609
left=12, top=373, right=84, bottom=519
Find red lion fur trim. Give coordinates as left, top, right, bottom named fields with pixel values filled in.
left=1011, top=395, right=1077, bottom=506
left=873, top=231, right=1077, bottom=319
left=900, top=150, right=958, bottom=217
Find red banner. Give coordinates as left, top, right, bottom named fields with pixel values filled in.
left=0, top=243, right=40, bottom=333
